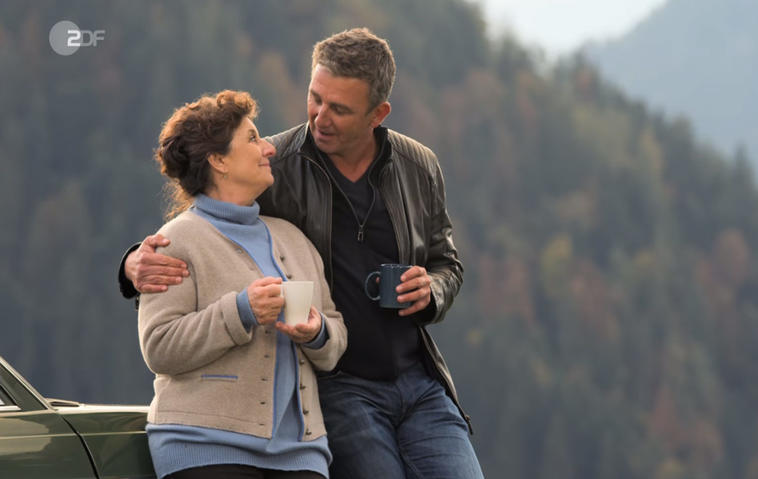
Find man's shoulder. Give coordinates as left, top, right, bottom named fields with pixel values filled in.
left=386, top=128, right=438, bottom=172
left=267, top=123, right=307, bottom=155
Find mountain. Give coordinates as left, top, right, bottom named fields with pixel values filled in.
left=584, top=0, right=758, bottom=164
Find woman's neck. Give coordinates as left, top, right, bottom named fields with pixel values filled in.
left=204, top=184, right=261, bottom=207
left=194, top=193, right=260, bottom=226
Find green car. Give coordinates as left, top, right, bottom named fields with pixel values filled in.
left=0, top=355, right=156, bottom=478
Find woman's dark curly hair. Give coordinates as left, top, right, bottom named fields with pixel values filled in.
left=155, top=90, right=257, bottom=219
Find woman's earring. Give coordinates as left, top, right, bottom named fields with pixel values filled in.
left=223, top=172, right=229, bottom=179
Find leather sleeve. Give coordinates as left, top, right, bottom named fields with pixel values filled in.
left=118, top=243, right=141, bottom=302
left=418, top=154, right=464, bottom=326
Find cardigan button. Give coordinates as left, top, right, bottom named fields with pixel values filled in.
left=299, top=359, right=305, bottom=365
left=280, top=255, right=285, bottom=261
left=261, top=377, right=268, bottom=381
left=299, top=384, right=306, bottom=390
left=286, top=273, right=293, bottom=279
left=260, top=401, right=267, bottom=405
left=303, top=409, right=309, bottom=415
left=305, top=429, right=312, bottom=436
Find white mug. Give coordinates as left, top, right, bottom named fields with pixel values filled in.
left=281, top=281, right=313, bottom=326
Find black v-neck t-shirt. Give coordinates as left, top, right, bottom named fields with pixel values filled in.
left=317, top=130, right=421, bottom=380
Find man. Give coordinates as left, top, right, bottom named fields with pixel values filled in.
left=120, top=28, right=483, bottom=478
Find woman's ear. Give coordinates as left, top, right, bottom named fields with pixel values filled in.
left=207, top=152, right=227, bottom=175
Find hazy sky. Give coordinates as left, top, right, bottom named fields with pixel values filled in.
left=475, top=0, right=668, bottom=56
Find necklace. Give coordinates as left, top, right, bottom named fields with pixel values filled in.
left=320, top=153, right=378, bottom=243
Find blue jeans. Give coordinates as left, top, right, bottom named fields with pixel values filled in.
left=317, top=363, right=484, bottom=479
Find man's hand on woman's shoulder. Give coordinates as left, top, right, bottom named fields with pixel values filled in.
left=126, top=234, right=189, bottom=293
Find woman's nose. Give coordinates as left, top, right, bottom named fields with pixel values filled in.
left=263, top=139, right=276, bottom=157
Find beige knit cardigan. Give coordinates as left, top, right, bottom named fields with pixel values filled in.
left=138, top=210, right=347, bottom=440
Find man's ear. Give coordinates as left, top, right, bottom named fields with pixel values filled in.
left=370, top=101, right=391, bottom=128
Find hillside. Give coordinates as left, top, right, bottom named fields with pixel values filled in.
left=585, top=0, right=758, bottom=164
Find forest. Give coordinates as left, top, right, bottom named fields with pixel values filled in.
left=2, top=1, right=758, bottom=478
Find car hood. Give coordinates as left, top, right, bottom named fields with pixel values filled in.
left=55, top=401, right=155, bottom=478
left=53, top=401, right=148, bottom=432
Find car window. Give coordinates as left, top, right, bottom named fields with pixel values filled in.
left=0, top=386, right=13, bottom=409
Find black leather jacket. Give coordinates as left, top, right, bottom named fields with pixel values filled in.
left=258, top=124, right=471, bottom=431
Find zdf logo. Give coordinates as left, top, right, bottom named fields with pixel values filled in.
left=49, top=20, right=105, bottom=56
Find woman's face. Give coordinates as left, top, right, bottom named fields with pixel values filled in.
left=221, top=117, right=276, bottom=198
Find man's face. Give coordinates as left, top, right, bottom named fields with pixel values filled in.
left=307, top=64, right=381, bottom=159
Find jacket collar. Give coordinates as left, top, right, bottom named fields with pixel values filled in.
left=299, top=124, right=392, bottom=176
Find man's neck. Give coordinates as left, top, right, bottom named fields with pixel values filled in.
left=329, top=136, right=378, bottom=182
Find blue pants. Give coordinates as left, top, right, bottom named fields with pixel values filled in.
left=317, top=363, right=484, bottom=479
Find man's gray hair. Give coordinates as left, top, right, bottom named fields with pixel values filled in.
left=312, top=28, right=396, bottom=111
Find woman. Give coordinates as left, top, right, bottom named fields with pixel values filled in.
left=138, top=90, right=347, bottom=479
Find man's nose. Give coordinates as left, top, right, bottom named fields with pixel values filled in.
left=314, top=106, right=330, bottom=127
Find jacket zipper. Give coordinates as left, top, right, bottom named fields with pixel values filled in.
left=377, top=165, right=407, bottom=264
left=294, top=152, right=335, bottom=290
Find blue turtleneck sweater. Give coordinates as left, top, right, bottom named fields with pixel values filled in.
left=146, top=194, right=329, bottom=478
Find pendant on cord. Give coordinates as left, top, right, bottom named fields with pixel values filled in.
left=357, top=225, right=365, bottom=242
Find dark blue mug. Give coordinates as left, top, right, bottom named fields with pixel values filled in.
left=364, top=263, right=412, bottom=309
